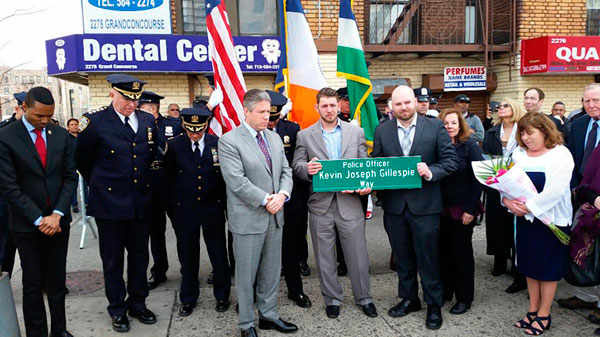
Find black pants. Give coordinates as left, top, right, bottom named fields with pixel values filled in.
left=96, top=218, right=149, bottom=317
left=440, top=215, right=474, bottom=305
left=282, top=206, right=305, bottom=295
left=12, top=227, right=70, bottom=337
left=176, top=217, right=231, bottom=305
left=148, top=170, right=171, bottom=278
left=384, top=210, right=443, bottom=307
left=0, top=209, right=17, bottom=275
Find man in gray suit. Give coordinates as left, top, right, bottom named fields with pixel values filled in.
left=292, top=87, right=377, bottom=319
left=218, top=89, right=297, bottom=337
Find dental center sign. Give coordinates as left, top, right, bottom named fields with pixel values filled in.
left=46, top=34, right=282, bottom=74
left=82, top=0, right=172, bottom=34
left=521, top=36, right=600, bottom=74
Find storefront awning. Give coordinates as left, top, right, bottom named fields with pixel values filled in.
left=521, top=36, right=600, bottom=75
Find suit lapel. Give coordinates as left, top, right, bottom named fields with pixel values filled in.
left=341, top=122, right=350, bottom=157
left=408, top=115, right=424, bottom=156
left=266, top=131, right=280, bottom=175
left=310, top=124, right=330, bottom=160
left=107, top=105, right=135, bottom=141
left=240, top=125, right=271, bottom=173
left=17, top=120, right=44, bottom=169
left=45, top=124, right=58, bottom=171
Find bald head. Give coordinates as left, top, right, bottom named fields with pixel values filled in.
left=391, top=85, right=417, bottom=123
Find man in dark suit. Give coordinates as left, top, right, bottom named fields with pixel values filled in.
left=163, top=108, right=231, bottom=316
left=372, top=85, right=458, bottom=330
left=75, top=74, right=158, bottom=333
left=0, top=87, right=78, bottom=337
left=266, top=90, right=312, bottom=308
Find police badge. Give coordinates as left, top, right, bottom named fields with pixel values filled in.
left=283, top=135, right=291, bottom=147
left=211, top=147, right=220, bottom=166
left=165, top=126, right=173, bottom=137
left=147, top=126, right=154, bottom=144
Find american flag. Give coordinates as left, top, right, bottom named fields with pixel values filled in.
left=206, top=0, right=247, bottom=136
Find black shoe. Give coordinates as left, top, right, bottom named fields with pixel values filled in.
left=288, top=292, right=312, bottom=308
left=387, top=299, right=421, bottom=318
left=148, top=275, right=167, bottom=290
left=492, top=256, right=507, bottom=276
left=505, top=281, right=527, bottom=294
left=326, top=305, right=340, bottom=318
left=258, top=318, right=298, bottom=333
left=241, top=327, right=258, bottom=337
left=299, top=262, right=311, bottom=277
left=337, top=263, right=348, bottom=276
left=179, top=303, right=194, bottom=317
left=594, top=327, right=600, bottom=336
left=426, top=305, right=443, bottom=330
left=112, top=315, right=130, bottom=333
left=449, top=302, right=470, bottom=315
left=72, top=206, right=79, bottom=213
left=128, top=308, right=157, bottom=324
left=49, top=331, right=74, bottom=337
left=207, top=271, right=214, bottom=285
left=360, top=303, right=378, bottom=318
left=216, top=299, right=231, bottom=312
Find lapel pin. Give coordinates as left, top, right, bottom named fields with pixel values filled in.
left=47, top=130, right=52, bottom=135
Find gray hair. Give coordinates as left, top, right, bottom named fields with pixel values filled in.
left=243, top=89, right=271, bottom=112
left=584, top=83, right=600, bottom=92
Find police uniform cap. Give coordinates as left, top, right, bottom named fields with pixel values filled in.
left=413, top=87, right=431, bottom=102
left=180, top=108, right=212, bottom=133
left=13, top=91, right=27, bottom=106
left=265, top=90, right=288, bottom=120
left=106, top=74, right=147, bottom=100
left=138, top=91, right=164, bottom=105
left=336, top=87, right=349, bottom=100
left=454, top=94, right=471, bottom=103
left=429, top=97, right=438, bottom=105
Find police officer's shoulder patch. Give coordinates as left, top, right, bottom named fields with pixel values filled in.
left=79, top=116, right=90, bottom=132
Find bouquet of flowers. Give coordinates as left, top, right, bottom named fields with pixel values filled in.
left=472, top=156, right=570, bottom=245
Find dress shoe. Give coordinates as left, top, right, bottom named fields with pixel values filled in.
left=148, top=275, right=167, bottom=290
left=387, top=299, right=421, bottom=318
left=590, top=309, right=600, bottom=325
left=128, top=308, right=157, bottom=324
left=299, top=262, right=311, bottom=277
left=558, top=296, right=597, bottom=310
left=288, top=292, right=312, bottom=308
left=449, top=302, right=470, bottom=315
left=112, top=315, right=130, bottom=333
left=72, top=206, right=79, bottom=213
left=360, top=303, right=378, bottom=318
left=491, top=268, right=506, bottom=276
left=505, top=281, right=527, bottom=294
left=179, top=303, right=194, bottom=317
left=595, top=327, right=600, bottom=336
left=426, top=305, right=443, bottom=330
left=241, top=327, right=258, bottom=337
left=258, top=318, right=298, bottom=333
left=49, top=331, right=74, bottom=337
left=216, top=299, right=231, bottom=312
left=337, top=263, right=348, bottom=276
left=326, top=305, right=340, bottom=318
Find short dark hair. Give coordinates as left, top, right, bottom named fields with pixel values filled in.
left=316, top=87, right=339, bottom=104
left=516, top=112, right=563, bottom=149
left=552, top=101, right=565, bottom=108
left=67, top=118, right=79, bottom=126
left=25, top=86, right=54, bottom=107
left=524, top=87, right=545, bottom=100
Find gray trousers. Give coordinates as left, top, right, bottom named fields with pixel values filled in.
left=309, top=200, right=373, bottom=306
left=232, top=219, right=282, bottom=330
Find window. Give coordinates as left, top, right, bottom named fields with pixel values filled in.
left=465, top=4, right=476, bottom=43
left=182, top=0, right=207, bottom=34
left=3, top=87, right=8, bottom=95
left=36, top=76, right=41, bottom=83
left=14, top=76, right=19, bottom=83
left=2, top=76, right=7, bottom=84
left=238, top=0, right=277, bottom=35
left=368, top=1, right=411, bottom=44
left=588, top=0, right=600, bottom=35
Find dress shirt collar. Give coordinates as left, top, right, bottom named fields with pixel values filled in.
left=22, top=115, right=44, bottom=133
left=243, top=121, right=267, bottom=139
left=114, top=108, right=138, bottom=125
left=319, top=118, right=342, bottom=133
left=396, top=114, right=417, bottom=130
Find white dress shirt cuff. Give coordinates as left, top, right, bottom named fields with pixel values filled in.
left=278, top=190, right=291, bottom=202
left=34, top=216, right=42, bottom=226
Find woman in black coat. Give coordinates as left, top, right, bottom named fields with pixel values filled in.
left=439, top=108, right=484, bottom=315
left=481, top=97, right=526, bottom=293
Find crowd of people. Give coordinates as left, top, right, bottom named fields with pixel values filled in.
left=0, top=75, right=599, bottom=337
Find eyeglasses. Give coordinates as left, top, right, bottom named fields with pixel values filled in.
left=170, top=108, right=180, bottom=111
left=499, top=103, right=511, bottom=109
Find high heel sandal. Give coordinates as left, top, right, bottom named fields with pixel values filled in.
left=525, top=315, right=551, bottom=336
left=515, top=311, right=537, bottom=329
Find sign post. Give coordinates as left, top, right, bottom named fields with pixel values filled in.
left=312, top=156, right=422, bottom=192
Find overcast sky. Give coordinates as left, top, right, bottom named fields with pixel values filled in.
left=0, top=0, right=83, bottom=69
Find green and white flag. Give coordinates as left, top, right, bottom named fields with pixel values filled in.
left=337, top=0, right=379, bottom=145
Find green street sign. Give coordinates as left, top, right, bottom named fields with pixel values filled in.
left=312, top=156, right=423, bottom=192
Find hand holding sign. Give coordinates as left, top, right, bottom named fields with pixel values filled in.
left=307, top=157, right=322, bottom=175
left=416, top=162, right=432, bottom=180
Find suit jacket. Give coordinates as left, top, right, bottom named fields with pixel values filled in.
left=481, top=124, right=503, bottom=156
left=371, top=115, right=458, bottom=215
left=0, top=119, right=77, bottom=232
left=218, top=124, right=293, bottom=235
left=568, top=114, right=594, bottom=188
left=292, top=120, right=367, bottom=221
left=75, top=104, right=157, bottom=220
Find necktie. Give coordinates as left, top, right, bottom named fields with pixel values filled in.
left=256, top=133, right=272, bottom=170
left=581, top=122, right=598, bottom=174
left=33, top=129, right=47, bottom=168
left=400, top=126, right=413, bottom=156
left=194, top=141, right=201, bottom=157
left=124, top=116, right=135, bottom=136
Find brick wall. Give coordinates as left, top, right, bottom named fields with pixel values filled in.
left=518, top=0, right=587, bottom=40
left=303, top=0, right=365, bottom=41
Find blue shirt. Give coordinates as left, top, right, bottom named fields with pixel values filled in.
left=320, top=119, right=342, bottom=160
left=584, top=118, right=600, bottom=151
left=22, top=116, right=64, bottom=226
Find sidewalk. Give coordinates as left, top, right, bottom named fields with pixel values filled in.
left=8, top=207, right=598, bottom=336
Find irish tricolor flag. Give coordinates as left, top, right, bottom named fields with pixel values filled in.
left=337, top=0, right=379, bottom=144
left=275, top=0, right=327, bottom=129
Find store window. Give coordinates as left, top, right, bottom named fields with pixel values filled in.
left=238, top=0, right=277, bottom=35
left=182, top=0, right=207, bottom=34
left=588, top=0, right=600, bottom=35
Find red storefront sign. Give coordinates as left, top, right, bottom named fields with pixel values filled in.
left=521, top=36, right=600, bottom=75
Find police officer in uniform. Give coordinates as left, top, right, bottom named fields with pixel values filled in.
left=138, top=91, right=184, bottom=290
left=164, top=108, right=231, bottom=316
left=266, top=90, right=312, bottom=308
left=0, top=91, right=26, bottom=276
left=75, top=75, right=158, bottom=333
